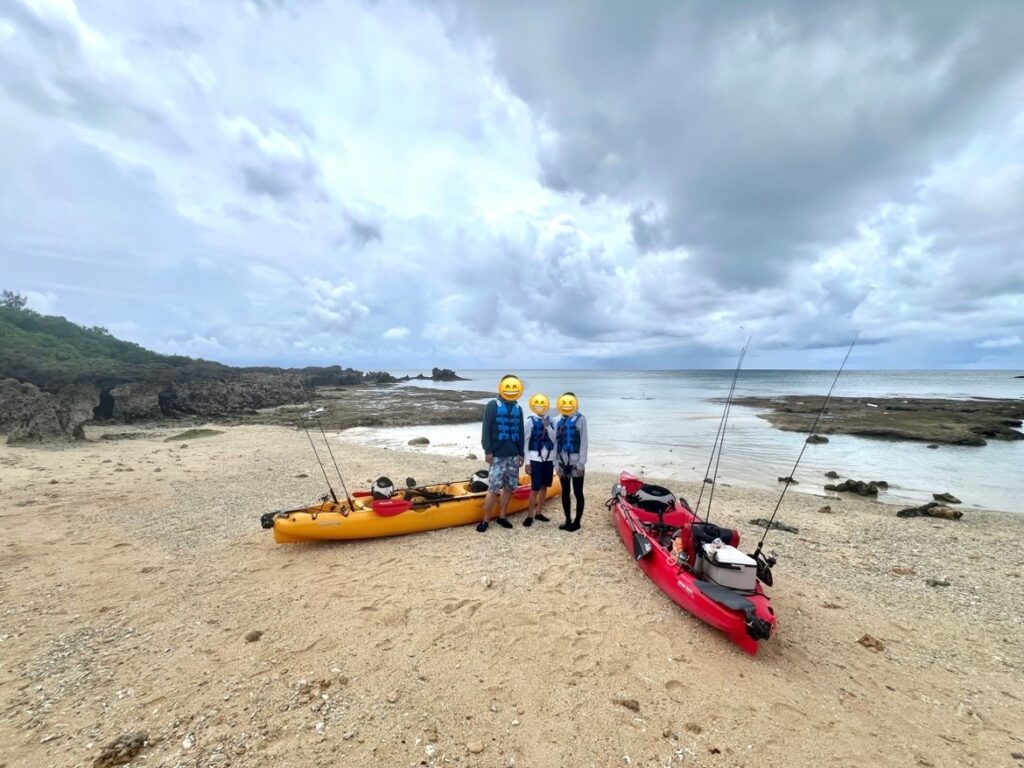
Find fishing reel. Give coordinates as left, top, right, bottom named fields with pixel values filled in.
left=751, top=549, right=778, bottom=587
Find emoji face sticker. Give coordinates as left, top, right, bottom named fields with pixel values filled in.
left=529, top=393, right=549, bottom=415
left=498, top=374, right=523, bottom=402
left=557, top=392, right=578, bottom=416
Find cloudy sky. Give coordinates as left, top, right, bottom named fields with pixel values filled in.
left=2, top=0, right=1023, bottom=369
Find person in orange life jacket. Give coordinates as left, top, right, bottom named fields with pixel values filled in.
left=477, top=374, right=525, bottom=533
left=554, top=392, right=587, bottom=531
left=523, top=393, right=556, bottom=527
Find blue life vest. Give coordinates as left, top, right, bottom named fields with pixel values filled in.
left=527, top=415, right=554, bottom=458
left=557, top=414, right=581, bottom=454
left=494, top=400, right=522, bottom=442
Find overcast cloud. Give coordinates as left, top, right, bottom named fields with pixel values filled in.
left=2, top=0, right=1022, bottom=369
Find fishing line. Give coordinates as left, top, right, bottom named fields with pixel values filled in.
left=314, top=415, right=355, bottom=510
left=695, top=337, right=750, bottom=521
left=301, top=422, right=338, bottom=504
left=754, top=340, right=856, bottom=558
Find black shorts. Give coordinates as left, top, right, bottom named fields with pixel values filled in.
left=530, top=460, right=554, bottom=491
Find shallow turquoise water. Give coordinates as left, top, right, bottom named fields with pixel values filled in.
left=343, top=370, right=1024, bottom=512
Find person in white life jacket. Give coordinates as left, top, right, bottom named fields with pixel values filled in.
left=523, top=393, right=556, bottom=527
left=554, top=392, right=588, bottom=531
left=477, top=374, right=526, bottom=532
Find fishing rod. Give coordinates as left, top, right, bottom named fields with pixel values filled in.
left=312, top=412, right=355, bottom=511
left=695, top=337, right=750, bottom=521
left=753, top=341, right=856, bottom=560
left=300, top=419, right=338, bottom=504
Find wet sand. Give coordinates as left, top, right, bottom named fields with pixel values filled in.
left=1, top=424, right=1022, bottom=768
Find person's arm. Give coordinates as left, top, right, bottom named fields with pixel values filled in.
left=577, top=415, right=588, bottom=468
left=516, top=407, right=525, bottom=463
left=481, top=401, right=496, bottom=457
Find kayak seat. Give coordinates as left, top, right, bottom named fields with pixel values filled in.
left=628, top=484, right=676, bottom=513
left=691, top=522, right=736, bottom=549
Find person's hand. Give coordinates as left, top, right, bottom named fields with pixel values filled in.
left=525, top=463, right=532, bottom=475
left=577, top=466, right=585, bottom=476
left=517, top=455, right=524, bottom=467
left=485, top=453, right=493, bottom=465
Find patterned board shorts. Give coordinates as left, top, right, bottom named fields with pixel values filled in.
left=488, top=456, right=521, bottom=492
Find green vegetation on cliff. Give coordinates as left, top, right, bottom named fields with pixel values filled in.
left=0, top=293, right=228, bottom=391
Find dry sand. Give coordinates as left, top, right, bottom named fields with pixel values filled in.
left=1, top=424, right=1022, bottom=768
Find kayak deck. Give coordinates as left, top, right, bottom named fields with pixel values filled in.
left=611, top=472, right=776, bottom=655
left=268, top=475, right=561, bottom=542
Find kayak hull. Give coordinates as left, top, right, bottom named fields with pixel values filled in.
left=272, top=475, right=560, bottom=542
left=611, top=472, right=776, bottom=655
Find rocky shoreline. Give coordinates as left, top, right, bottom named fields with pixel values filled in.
left=0, top=368, right=480, bottom=444
left=730, top=395, right=1024, bottom=446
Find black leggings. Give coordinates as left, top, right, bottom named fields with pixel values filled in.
left=560, top=474, right=585, bottom=521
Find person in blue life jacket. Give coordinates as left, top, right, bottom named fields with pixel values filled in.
left=554, top=392, right=588, bottom=531
left=523, top=393, right=556, bottom=527
left=477, top=374, right=526, bottom=532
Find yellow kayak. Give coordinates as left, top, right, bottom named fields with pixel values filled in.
left=262, top=475, right=561, bottom=543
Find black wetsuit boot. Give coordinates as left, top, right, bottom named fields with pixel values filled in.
left=559, top=473, right=573, bottom=529
left=567, top=475, right=585, bottom=531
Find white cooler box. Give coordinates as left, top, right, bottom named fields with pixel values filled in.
left=701, top=544, right=758, bottom=593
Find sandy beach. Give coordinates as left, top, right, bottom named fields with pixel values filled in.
left=2, top=424, right=1022, bottom=768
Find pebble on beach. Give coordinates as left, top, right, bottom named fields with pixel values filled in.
left=857, top=634, right=885, bottom=652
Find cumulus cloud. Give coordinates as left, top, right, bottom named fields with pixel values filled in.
left=978, top=336, right=1022, bottom=349
left=2, top=0, right=1023, bottom=368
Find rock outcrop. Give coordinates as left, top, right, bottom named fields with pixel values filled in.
left=109, top=382, right=166, bottom=421
left=824, top=479, right=882, bottom=496
left=730, top=395, right=1024, bottom=446
left=397, top=368, right=469, bottom=382
left=896, top=502, right=964, bottom=520
left=0, top=379, right=99, bottom=443
left=158, top=376, right=309, bottom=417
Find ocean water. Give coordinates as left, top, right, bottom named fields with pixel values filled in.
left=339, top=370, right=1024, bottom=512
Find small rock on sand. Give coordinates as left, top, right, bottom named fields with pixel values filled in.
left=386, top=691, right=399, bottom=703
left=925, top=578, right=952, bottom=588
left=824, top=470, right=840, bottom=479
left=408, top=437, right=430, bottom=446
left=806, top=434, right=829, bottom=444
left=817, top=505, right=832, bottom=514
left=466, top=453, right=478, bottom=460
left=896, top=503, right=963, bottom=521
left=927, top=444, right=939, bottom=449
left=749, top=518, right=799, bottom=534
left=777, top=476, right=798, bottom=484
left=932, top=492, right=961, bottom=504
left=93, top=732, right=148, bottom=767
left=467, top=740, right=484, bottom=754
left=825, top=479, right=880, bottom=496
left=614, top=695, right=641, bottom=712
left=481, top=574, right=492, bottom=588
left=892, top=566, right=915, bottom=576
left=857, top=634, right=884, bottom=652
left=243, top=630, right=263, bottom=643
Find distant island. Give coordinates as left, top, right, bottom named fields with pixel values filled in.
left=398, top=368, right=468, bottom=382
left=0, top=293, right=482, bottom=443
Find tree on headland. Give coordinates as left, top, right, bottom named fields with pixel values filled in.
left=1, top=290, right=28, bottom=310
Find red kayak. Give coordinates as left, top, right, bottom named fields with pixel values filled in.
left=610, top=472, right=776, bottom=655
